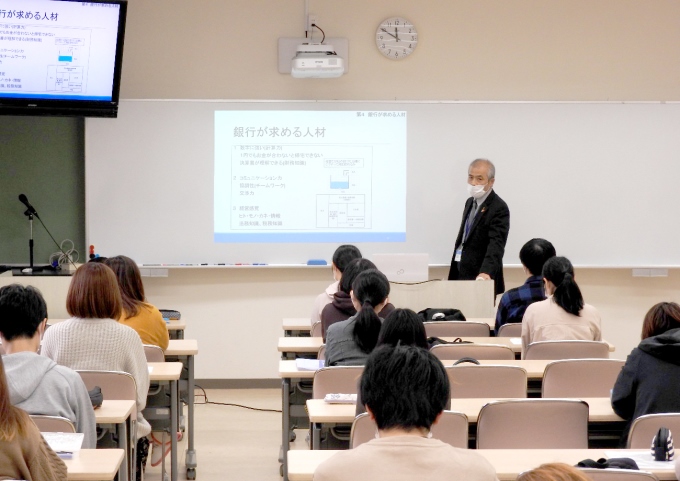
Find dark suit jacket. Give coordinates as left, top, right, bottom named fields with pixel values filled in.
left=447, top=190, right=510, bottom=295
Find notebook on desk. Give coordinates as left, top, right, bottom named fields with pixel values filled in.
left=371, top=253, right=429, bottom=282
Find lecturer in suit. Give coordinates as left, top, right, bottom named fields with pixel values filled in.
left=448, top=159, right=510, bottom=296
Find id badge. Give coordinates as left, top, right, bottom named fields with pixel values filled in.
left=454, top=248, right=462, bottom=262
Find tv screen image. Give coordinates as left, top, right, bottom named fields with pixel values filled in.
left=0, top=0, right=127, bottom=117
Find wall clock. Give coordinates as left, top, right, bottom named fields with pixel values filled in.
left=375, top=17, right=418, bottom=60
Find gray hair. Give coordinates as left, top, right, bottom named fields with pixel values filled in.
left=469, top=158, right=495, bottom=180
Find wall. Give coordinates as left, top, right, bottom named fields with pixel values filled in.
left=0, top=117, right=85, bottom=265
left=4, top=0, right=680, bottom=379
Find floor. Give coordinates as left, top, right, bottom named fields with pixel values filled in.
left=144, top=388, right=306, bottom=481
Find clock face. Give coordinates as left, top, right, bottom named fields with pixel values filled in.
left=375, top=17, right=418, bottom=60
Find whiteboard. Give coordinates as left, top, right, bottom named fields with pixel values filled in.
left=85, top=100, right=680, bottom=267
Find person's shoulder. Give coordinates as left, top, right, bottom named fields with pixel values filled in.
left=524, top=297, right=549, bottom=313
left=313, top=447, right=360, bottom=480
left=581, top=303, right=600, bottom=317
left=441, top=446, right=498, bottom=478
left=51, top=362, right=85, bottom=385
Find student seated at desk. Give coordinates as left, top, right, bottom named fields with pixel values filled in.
left=325, top=269, right=390, bottom=367
left=321, top=258, right=395, bottom=341
left=104, top=255, right=169, bottom=351
left=314, top=344, right=498, bottom=481
left=0, top=354, right=67, bottom=481
left=311, top=245, right=362, bottom=325
left=0, top=284, right=96, bottom=449
left=41, top=263, right=151, bottom=481
left=356, top=308, right=440, bottom=416
left=521, top=256, right=601, bottom=352
left=612, top=302, right=680, bottom=445
left=495, top=238, right=556, bottom=334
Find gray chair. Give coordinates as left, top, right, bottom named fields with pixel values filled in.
left=424, top=321, right=490, bottom=338
left=350, top=411, right=468, bottom=449
left=497, top=323, right=522, bottom=337
left=431, top=343, right=515, bottom=361
left=542, top=358, right=624, bottom=397
left=627, top=413, right=680, bottom=449
left=476, top=399, right=589, bottom=449
left=446, top=365, right=527, bottom=398
left=311, top=321, right=323, bottom=338
left=524, top=340, right=610, bottom=360
left=31, top=415, right=76, bottom=433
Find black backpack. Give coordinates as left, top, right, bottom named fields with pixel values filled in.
left=417, top=308, right=466, bottom=322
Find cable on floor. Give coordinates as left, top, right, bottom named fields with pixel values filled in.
left=194, top=384, right=282, bottom=413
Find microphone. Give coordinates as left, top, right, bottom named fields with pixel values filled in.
left=18, top=194, right=39, bottom=218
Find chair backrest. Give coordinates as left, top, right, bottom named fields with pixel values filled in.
left=476, top=399, right=589, bottom=449
left=311, top=321, right=323, bottom=338
left=430, top=343, right=515, bottom=361
left=30, top=415, right=76, bottom=433
left=317, top=344, right=326, bottom=361
left=424, top=321, right=490, bottom=338
left=143, top=344, right=165, bottom=362
left=497, top=323, right=522, bottom=337
left=524, top=340, right=610, bottom=360
left=0, top=343, right=4, bottom=355
left=77, top=370, right=138, bottom=420
left=627, top=413, right=680, bottom=449
left=350, top=411, right=468, bottom=449
left=312, top=366, right=364, bottom=399
left=446, top=365, right=527, bottom=398
left=542, top=359, right=624, bottom=397
left=579, top=469, right=659, bottom=481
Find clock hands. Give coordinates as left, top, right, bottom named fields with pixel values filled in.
left=380, top=27, right=397, bottom=40
left=395, top=27, right=399, bottom=42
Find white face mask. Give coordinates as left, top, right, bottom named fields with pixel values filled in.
left=467, top=182, right=487, bottom=199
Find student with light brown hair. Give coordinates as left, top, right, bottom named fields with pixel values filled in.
left=0, top=354, right=67, bottom=481
left=104, top=255, right=169, bottom=350
left=41, top=262, right=151, bottom=481
left=516, top=463, right=592, bottom=481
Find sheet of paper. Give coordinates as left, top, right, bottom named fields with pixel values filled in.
left=605, top=450, right=676, bottom=471
left=42, top=432, right=84, bottom=453
left=296, top=359, right=324, bottom=371
left=510, top=338, right=522, bottom=345
left=148, top=366, right=154, bottom=373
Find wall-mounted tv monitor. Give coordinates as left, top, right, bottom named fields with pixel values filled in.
left=0, top=0, right=127, bottom=118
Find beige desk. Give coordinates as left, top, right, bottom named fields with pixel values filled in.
left=166, top=320, right=186, bottom=339
left=148, top=361, right=183, bottom=380
left=279, top=359, right=552, bottom=381
left=95, top=399, right=135, bottom=424
left=287, top=449, right=676, bottom=481
left=93, top=400, right=134, bottom=481
left=164, top=339, right=198, bottom=480
left=306, top=397, right=623, bottom=424
left=281, top=317, right=496, bottom=335
left=64, top=448, right=125, bottom=481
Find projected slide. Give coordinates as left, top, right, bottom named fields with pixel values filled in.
left=214, top=111, right=406, bottom=243
left=0, top=0, right=121, bottom=100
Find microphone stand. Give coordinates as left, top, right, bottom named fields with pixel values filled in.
left=24, top=209, right=35, bottom=272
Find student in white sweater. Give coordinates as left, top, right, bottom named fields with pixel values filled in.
left=41, top=263, right=150, bottom=479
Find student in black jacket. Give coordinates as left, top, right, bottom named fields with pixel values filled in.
left=611, top=302, right=680, bottom=445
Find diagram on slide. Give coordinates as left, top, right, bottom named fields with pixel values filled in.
left=47, top=36, right=89, bottom=92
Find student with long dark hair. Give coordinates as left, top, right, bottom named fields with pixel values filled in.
left=321, top=258, right=395, bottom=341
left=520, top=256, right=601, bottom=353
left=324, top=269, right=390, bottom=366
left=104, top=255, right=169, bottom=351
left=310, top=245, right=362, bottom=325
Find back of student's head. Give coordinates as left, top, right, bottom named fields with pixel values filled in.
left=542, top=256, right=583, bottom=316
left=66, top=262, right=122, bottom=320
left=0, top=355, right=30, bottom=441
left=351, top=269, right=390, bottom=354
left=377, top=308, right=428, bottom=349
left=104, top=255, right=146, bottom=318
left=516, top=463, right=592, bottom=481
left=360, top=344, right=449, bottom=431
left=332, top=245, right=362, bottom=273
left=519, top=238, right=556, bottom=276
left=641, top=302, right=680, bottom=339
left=0, top=284, right=47, bottom=341
left=339, top=258, right=377, bottom=294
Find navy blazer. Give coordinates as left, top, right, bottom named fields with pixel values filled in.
left=447, top=190, right=510, bottom=295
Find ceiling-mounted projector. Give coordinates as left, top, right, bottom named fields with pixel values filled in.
left=291, top=43, right=345, bottom=79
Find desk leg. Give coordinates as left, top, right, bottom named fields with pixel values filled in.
left=117, top=419, right=129, bottom=481
left=170, top=378, right=178, bottom=481
left=312, top=422, right=320, bottom=450
left=281, top=377, right=290, bottom=481
left=185, top=354, right=197, bottom=479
